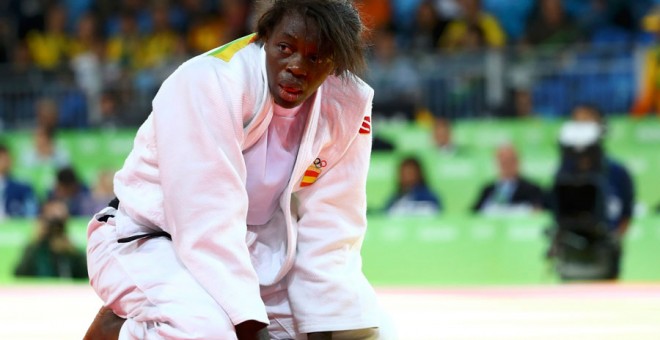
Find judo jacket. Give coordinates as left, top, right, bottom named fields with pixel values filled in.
left=111, top=35, right=380, bottom=333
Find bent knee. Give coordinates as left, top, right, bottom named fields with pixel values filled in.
left=150, top=303, right=237, bottom=340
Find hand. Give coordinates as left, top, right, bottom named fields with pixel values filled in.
left=235, top=320, right=269, bottom=340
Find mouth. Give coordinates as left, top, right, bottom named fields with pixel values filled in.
left=277, top=84, right=304, bottom=104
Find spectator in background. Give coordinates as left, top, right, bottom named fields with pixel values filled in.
left=386, top=156, right=442, bottom=216
left=472, top=143, right=545, bottom=215
left=35, top=97, right=60, bottom=132
left=410, top=0, right=448, bottom=53
left=133, top=2, right=181, bottom=105
left=438, top=0, right=506, bottom=51
left=47, top=166, right=92, bottom=217
left=481, top=0, right=533, bottom=42
left=69, top=12, right=106, bottom=124
left=185, top=0, right=229, bottom=55
left=14, top=198, right=88, bottom=279
left=20, top=125, right=70, bottom=169
left=96, top=89, right=142, bottom=128
left=432, top=117, right=459, bottom=155
left=631, top=7, right=660, bottom=117
left=355, top=0, right=392, bottom=31
left=136, top=3, right=178, bottom=72
left=0, top=144, right=38, bottom=219
left=106, top=10, right=141, bottom=72
left=367, top=26, right=421, bottom=121
left=571, top=104, right=634, bottom=245
left=25, top=4, right=71, bottom=72
left=522, top=0, right=582, bottom=48
left=496, top=87, right=536, bottom=118
left=81, top=168, right=116, bottom=216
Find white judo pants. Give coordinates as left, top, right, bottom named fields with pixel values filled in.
left=87, top=207, right=393, bottom=340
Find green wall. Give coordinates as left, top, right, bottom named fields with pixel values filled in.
left=1, top=214, right=659, bottom=285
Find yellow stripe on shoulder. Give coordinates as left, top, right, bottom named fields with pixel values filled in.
left=207, top=33, right=258, bottom=62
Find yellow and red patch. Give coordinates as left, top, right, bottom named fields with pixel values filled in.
left=300, top=166, right=321, bottom=187
left=300, top=158, right=327, bottom=187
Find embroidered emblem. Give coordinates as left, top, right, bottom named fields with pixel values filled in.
left=359, top=116, right=371, bottom=134
left=300, top=158, right=327, bottom=187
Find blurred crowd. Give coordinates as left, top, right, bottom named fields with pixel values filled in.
left=1, top=0, right=660, bottom=130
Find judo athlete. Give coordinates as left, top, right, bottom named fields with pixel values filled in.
left=84, top=0, right=392, bottom=339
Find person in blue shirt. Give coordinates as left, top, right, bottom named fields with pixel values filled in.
left=0, top=143, right=38, bottom=218
left=571, top=104, right=634, bottom=239
left=386, top=156, right=442, bottom=216
left=551, top=105, right=635, bottom=280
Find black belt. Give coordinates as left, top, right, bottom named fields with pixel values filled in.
left=98, top=197, right=173, bottom=243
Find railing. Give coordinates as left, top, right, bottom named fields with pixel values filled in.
left=0, top=43, right=650, bottom=130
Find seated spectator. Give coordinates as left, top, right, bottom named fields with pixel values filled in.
left=14, top=198, right=88, bottom=279
left=481, top=0, right=533, bottom=42
left=410, top=0, right=449, bottom=53
left=432, top=117, right=460, bottom=155
left=386, top=156, right=442, bottom=216
left=81, top=168, right=116, bottom=216
left=47, top=166, right=91, bottom=217
left=20, top=125, right=70, bottom=169
left=366, top=26, right=421, bottom=121
left=522, top=0, right=583, bottom=48
left=25, top=4, right=71, bottom=72
left=472, top=143, right=545, bottom=215
left=438, top=0, right=506, bottom=51
left=0, top=144, right=38, bottom=219
left=631, top=8, right=660, bottom=117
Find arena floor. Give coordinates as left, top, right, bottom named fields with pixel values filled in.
left=1, top=283, right=659, bottom=339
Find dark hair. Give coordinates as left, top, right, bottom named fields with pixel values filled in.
left=572, top=103, right=603, bottom=120
left=256, top=0, right=367, bottom=78
left=56, top=166, right=80, bottom=186
left=397, top=156, right=428, bottom=194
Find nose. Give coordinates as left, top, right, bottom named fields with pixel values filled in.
left=286, top=53, right=307, bottom=77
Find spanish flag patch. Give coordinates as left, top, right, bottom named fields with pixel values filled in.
left=300, top=158, right=327, bottom=187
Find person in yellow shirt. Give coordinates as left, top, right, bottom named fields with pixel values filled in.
left=135, top=4, right=179, bottom=70
left=438, top=0, right=506, bottom=51
left=26, top=5, right=71, bottom=71
left=106, top=11, right=142, bottom=71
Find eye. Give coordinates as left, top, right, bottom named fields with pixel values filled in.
left=309, top=54, right=319, bottom=64
left=277, top=43, right=292, bottom=54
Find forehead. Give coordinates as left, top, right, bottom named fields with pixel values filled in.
left=271, top=11, right=323, bottom=45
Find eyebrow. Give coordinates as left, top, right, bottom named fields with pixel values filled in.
left=280, top=31, right=299, bottom=40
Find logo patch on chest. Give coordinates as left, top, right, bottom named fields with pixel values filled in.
left=300, top=158, right=327, bottom=187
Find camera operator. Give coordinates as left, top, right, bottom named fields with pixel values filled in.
left=571, top=105, right=635, bottom=247
left=14, top=199, right=88, bottom=279
left=550, top=104, right=635, bottom=280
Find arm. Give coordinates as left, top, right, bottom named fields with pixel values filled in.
left=288, top=113, right=380, bottom=334
left=152, top=57, right=268, bottom=326
left=616, top=165, right=635, bottom=239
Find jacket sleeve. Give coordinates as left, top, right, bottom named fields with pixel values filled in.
left=151, top=57, right=268, bottom=325
left=288, top=111, right=381, bottom=333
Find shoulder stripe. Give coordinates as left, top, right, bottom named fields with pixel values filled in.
left=207, top=33, right=258, bottom=62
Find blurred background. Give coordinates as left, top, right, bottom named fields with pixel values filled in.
left=1, top=0, right=660, bottom=324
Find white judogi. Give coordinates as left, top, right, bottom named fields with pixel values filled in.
left=87, top=35, right=389, bottom=339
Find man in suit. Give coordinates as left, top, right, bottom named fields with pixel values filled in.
left=472, top=143, right=545, bottom=214
left=0, top=143, right=38, bottom=219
